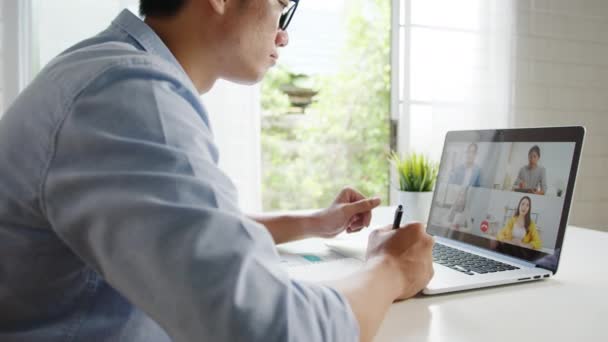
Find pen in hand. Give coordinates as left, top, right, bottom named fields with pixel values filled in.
left=392, top=205, right=404, bottom=230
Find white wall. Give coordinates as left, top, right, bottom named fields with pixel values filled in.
left=512, top=0, right=608, bottom=231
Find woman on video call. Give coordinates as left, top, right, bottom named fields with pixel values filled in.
left=513, top=145, right=547, bottom=195
left=497, top=196, right=542, bottom=250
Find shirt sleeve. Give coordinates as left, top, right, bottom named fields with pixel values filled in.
left=41, top=64, right=359, bottom=342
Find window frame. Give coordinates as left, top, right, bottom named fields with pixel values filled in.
left=389, top=0, right=411, bottom=204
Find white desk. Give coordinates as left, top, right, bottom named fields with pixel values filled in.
left=279, top=207, right=608, bottom=342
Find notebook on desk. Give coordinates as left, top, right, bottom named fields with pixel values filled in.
left=326, top=127, right=585, bottom=295
left=277, top=239, right=364, bottom=283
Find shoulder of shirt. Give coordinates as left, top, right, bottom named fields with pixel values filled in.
left=38, top=38, right=197, bottom=105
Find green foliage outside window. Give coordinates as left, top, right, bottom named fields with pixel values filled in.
left=261, top=0, right=391, bottom=210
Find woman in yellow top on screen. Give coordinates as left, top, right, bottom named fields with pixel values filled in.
left=497, top=196, right=542, bottom=250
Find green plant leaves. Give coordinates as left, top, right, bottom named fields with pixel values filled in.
left=389, top=152, right=438, bottom=192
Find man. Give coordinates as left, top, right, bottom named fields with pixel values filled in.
left=513, top=145, right=547, bottom=195
left=449, top=143, right=482, bottom=187
left=0, top=1, right=434, bottom=341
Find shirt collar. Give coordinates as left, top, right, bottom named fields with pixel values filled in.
left=111, top=9, right=187, bottom=77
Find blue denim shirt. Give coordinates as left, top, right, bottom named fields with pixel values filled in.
left=0, top=10, right=358, bottom=342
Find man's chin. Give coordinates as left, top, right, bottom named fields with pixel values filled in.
left=223, top=69, right=266, bottom=85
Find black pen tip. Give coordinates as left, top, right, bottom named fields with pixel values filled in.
left=397, top=204, right=403, bottom=210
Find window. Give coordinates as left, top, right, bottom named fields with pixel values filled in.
left=261, top=0, right=515, bottom=210
left=260, top=0, right=391, bottom=211
left=394, top=0, right=514, bottom=161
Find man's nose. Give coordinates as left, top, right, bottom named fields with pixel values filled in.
left=276, top=30, right=289, bottom=47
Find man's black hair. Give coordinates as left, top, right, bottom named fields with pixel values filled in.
left=139, top=0, right=186, bottom=17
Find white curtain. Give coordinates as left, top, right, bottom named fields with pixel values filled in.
left=395, top=0, right=515, bottom=161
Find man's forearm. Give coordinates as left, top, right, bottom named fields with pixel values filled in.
left=327, top=256, right=403, bottom=342
left=248, top=213, right=321, bottom=244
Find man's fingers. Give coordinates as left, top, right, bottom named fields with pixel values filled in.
left=344, top=197, right=381, bottom=217
left=363, top=212, right=372, bottom=227
left=340, top=186, right=365, bottom=202
left=347, top=214, right=362, bottom=227
left=346, top=215, right=358, bottom=229
left=348, top=216, right=365, bottom=231
left=348, top=213, right=370, bottom=233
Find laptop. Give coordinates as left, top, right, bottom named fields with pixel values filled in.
left=326, top=126, right=585, bottom=295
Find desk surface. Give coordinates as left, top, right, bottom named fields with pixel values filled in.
left=281, top=206, right=608, bottom=342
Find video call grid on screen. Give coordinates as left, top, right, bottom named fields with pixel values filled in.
left=429, top=141, right=575, bottom=255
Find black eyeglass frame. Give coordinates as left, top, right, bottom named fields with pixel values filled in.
left=279, top=0, right=299, bottom=31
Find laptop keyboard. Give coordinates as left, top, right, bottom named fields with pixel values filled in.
left=433, top=243, right=520, bottom=276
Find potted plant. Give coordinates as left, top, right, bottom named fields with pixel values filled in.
left=389, top=152, right=439, bottom=222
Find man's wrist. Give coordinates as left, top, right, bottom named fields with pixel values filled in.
left=289, top=212, right=323, bottom=239
left=283, top=213, right=317, bottom=240
left=303, top=210, right=327, bottom=237
left=248, top=213, right=318, bottom=243
left=365, top=255, right=404, bottom=301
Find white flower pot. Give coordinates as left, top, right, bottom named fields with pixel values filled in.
left=397, top=191, right=434, bottom=223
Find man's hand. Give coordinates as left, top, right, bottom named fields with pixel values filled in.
left=312, top=187, right=381, bottom=238
left=366, top=223, right=435, bottom=300
left=327, top=221, right=434, bottom=341
left=248, top=187, right=380, bottom=244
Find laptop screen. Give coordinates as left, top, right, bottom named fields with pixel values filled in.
left=427, top=127, right=584, bottom=272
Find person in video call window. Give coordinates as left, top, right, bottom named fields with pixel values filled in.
left=444, top=188, right=469, bottom=231
left=448, top=143, right=481, bottom=187
left=513, top=145, right=547, bottom=195
left=497, top=196, right=542, bottom=250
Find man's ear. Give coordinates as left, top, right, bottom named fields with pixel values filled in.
left=207, top=0, right=228, bottom=15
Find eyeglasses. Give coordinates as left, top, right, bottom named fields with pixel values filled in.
left=279, top=0, right=299, bottom=31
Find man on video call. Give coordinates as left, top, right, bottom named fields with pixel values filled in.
left=0, top=1, right=434, bottom=341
